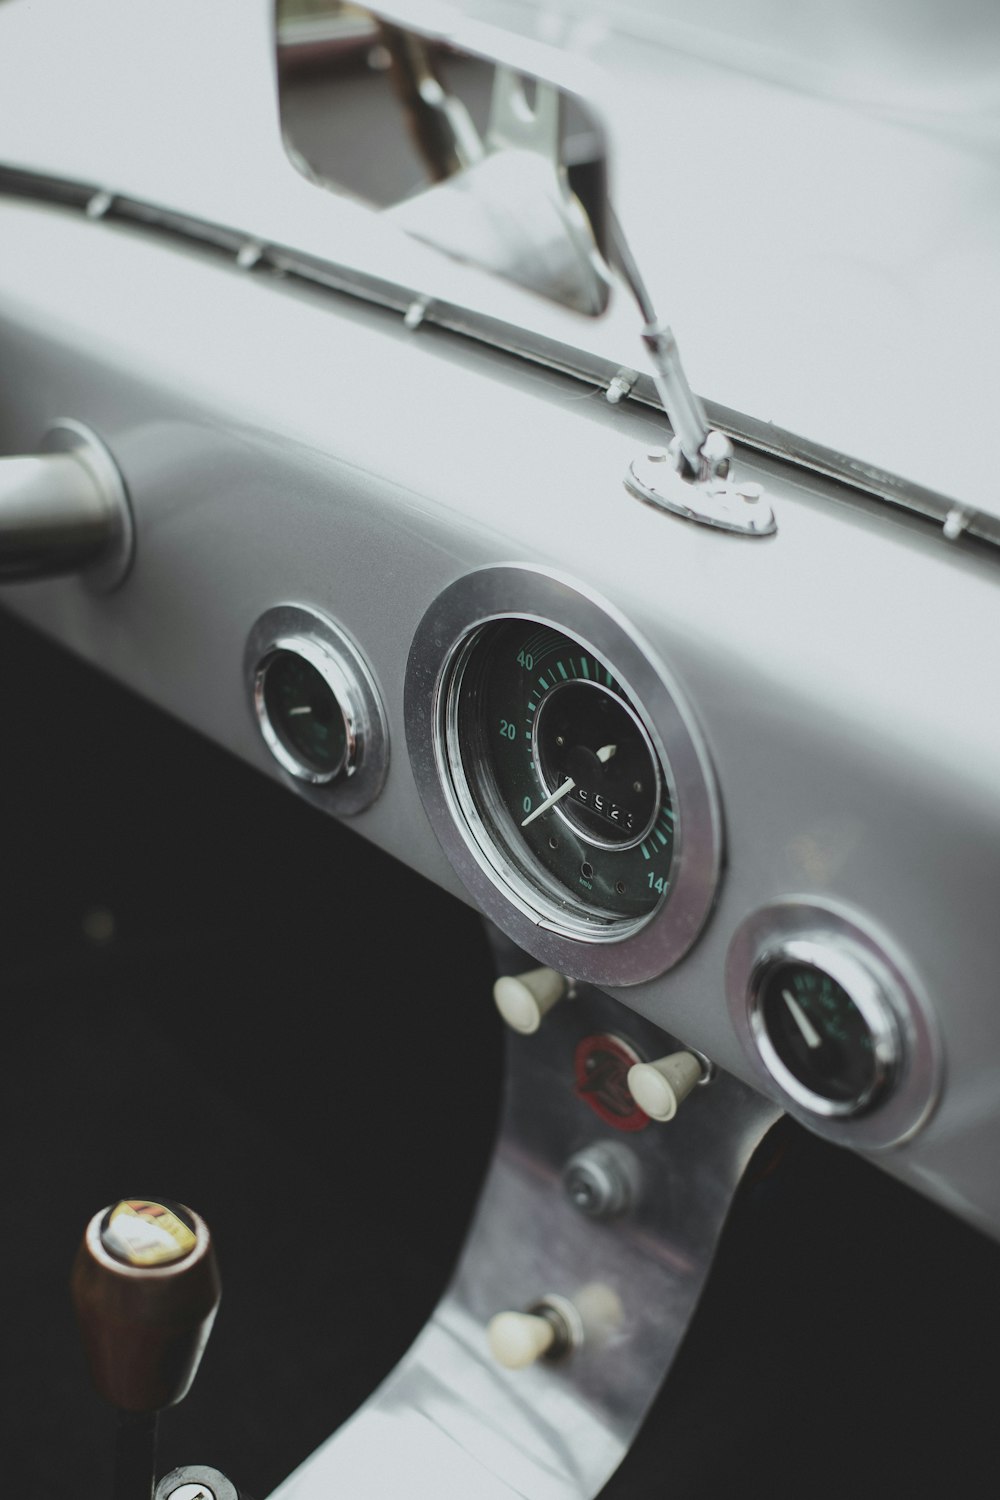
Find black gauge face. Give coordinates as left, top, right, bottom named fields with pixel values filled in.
left=535, top=681, right=660, bottom=848
left=262, top=649, right=347, bottom=778
left=757, top=959, right=885, bottom=1109
left=449, top=619, right=676, bottom=925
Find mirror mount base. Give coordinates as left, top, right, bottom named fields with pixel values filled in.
left=624, top=446, right=777, bottom=537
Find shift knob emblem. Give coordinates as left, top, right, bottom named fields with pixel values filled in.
left=101, top=1200, right=198, bottom=1268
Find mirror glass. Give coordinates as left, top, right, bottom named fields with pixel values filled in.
left=275, top=1, right=612, bottom=315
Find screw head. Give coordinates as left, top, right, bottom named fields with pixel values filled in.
left=562, top=1143, right=638, bottom=1219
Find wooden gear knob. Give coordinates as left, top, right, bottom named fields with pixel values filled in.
left=71, top=1199, right=220, bottom=1413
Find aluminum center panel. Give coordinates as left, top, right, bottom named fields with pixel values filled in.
left=271, top=971, right=779, bottom=1500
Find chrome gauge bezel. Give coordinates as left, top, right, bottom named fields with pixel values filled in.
left=748, top=938, right=899, bottom=1120
left=245, top=604, right=388, bottom=815
left=726, top=900, right=942, bottom=1148
left=405, top=566, right=723, bottom=986
left=254, top=634, right=357, bottom=786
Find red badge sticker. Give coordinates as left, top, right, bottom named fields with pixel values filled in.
left=574, top=1033, right=650, bottom=1131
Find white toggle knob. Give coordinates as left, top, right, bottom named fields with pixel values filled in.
left=492, top=967, right=568, bottom=1034
left=627, top=1051, right=704, bottom=1122
left=487, top=1296, right=581, bottom=1369
left=487, top=1311, right=557, bottom=1369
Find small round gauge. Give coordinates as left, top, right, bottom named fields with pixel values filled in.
left=727, top=902, right=941, bottom=1147
left=406, top=567, right=722, bottom=985
left=259, top=648, right=349, bottom=781
left=748, top=941, right=899, bottom=1118
left=246, top=605, right=389, bottom=814
left=445, top=618, right=677, bottom=932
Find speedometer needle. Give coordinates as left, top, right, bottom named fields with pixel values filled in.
left=782, top=990, right=823, bottom=1050
left=521, top=744, right=617, bottom=827
left=521, top=775, right=575, bottom=827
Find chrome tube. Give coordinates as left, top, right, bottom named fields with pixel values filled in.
left=0, top=422, right=133, bottom=586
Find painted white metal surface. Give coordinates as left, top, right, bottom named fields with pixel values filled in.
left=2, top=198, right=1000, bottom=1237
left=0, top=0, right=998, bottom=509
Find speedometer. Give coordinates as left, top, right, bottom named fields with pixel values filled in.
left=448, top=620, right=676, bottom=925
left=406, top=567, right=722, bottom=986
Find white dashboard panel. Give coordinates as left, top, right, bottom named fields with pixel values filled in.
left=2, top=197, right=1000, bottom=1236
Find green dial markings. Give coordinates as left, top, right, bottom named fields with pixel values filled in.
left=456, top=620, right=677, bottom=923
left=760, top=960, right=883, bottom=1107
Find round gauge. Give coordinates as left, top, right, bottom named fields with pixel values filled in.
left=405, top=567, right=722, bottom=986
left=727, top=902, right=942, bottom=1147
left=750, top=947, right=897, bottom=1116
left=245, top=605, right=388, bottom=815
left=259, top=648, right=349, bottom=781
left=448, top=619, right=676, bottom=927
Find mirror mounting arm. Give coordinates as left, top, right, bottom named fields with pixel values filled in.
left=609, top=208, right=730, bottom=483
left=639, top=320, right=731, bottom=482
left=610, top=211, right=775, bottom=534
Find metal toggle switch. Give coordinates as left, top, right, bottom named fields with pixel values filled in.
left=487, top=1295, right=583, bottom=1369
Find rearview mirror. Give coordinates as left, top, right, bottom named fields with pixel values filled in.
left=275, top=0, right=612, bottom=315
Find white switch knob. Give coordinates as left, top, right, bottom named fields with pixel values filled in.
left=492, top=967, right=568, bottom=1034
left=487, top=1311, right=557, bottom=1369
left=627, top=1051, right=704, bottom=1122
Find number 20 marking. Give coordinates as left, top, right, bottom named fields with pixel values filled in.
left=499, top=719, right=516, bottom=740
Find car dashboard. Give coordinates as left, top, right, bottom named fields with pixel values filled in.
left=1, top=1, right=999, bottom=1497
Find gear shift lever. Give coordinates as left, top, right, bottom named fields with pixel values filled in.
left=71, top=1199, right=221, bottom=1500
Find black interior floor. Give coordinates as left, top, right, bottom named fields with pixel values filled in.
left=1, top=607, right=998, bottom=1499
left=0, top=606, right=501, bottom=1495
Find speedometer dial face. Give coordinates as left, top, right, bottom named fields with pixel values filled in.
left=447, top=619, right=677, bottom=929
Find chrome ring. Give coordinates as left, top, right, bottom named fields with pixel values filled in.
left=747, top=938, right=899, bottom=1119
left=726, top=899, right=942, bottom=1148
left=405, top=565, right=722, bottom=986
left=245, top=604, right=388, bottom=816
left=253, top=635, right=358, bottom=786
